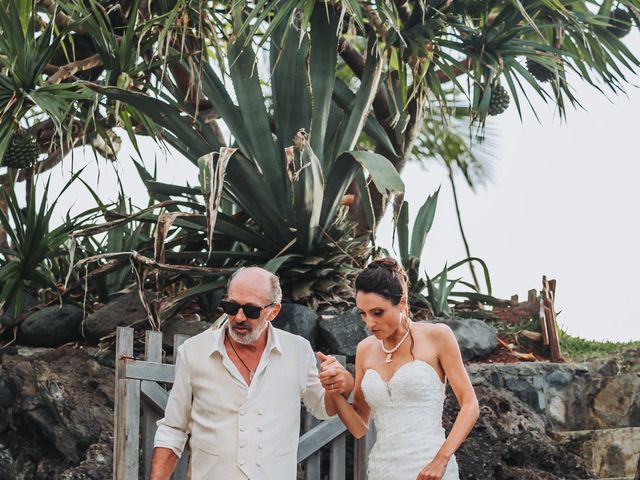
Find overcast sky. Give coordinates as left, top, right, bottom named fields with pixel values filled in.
left=378, top=32, right=640, bottom=341
left=10, top=32, right=639, bottom=342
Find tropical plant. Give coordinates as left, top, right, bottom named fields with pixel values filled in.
left=393, top=192, right=494, bottom=317
left=89, top=4, right=408, bottom=313
left=1, top=0, right=639, bottom=323
left=0, top=175, right=98, bottom=317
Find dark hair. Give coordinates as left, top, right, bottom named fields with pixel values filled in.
left=354, top=258, right=409, bottom=305
left=355, top=258, right=414, bottom=358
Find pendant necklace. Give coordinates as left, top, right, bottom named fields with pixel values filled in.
left=227, top=335, right=255, bottom=382
left=381, top=327, right=410, bottom=364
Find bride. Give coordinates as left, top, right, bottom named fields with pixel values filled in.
left=319, top=258, right=479, bottom=480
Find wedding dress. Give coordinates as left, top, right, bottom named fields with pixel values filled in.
left=361, top=360, right=460, bottom=480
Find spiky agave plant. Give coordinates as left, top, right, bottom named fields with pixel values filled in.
left=96, top=4, right=404, bottom=315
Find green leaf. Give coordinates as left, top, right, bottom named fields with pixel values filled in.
left=409, top=188, right=440, bottom=259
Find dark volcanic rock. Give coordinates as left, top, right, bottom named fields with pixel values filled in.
left=82, top=290, right=154, bottom=342
left=272, top=303, right=321, bottom=349
left=0, top=347, right=114, bottom=479
left=18, top=304, right=84, bottom=347
left=318, top=308, right=370, bottom=360
left=429, top=317, right=498, bottom=361
left=0, top=294, right=38, bottom=328
left=445, top=384, right=592, bottom=479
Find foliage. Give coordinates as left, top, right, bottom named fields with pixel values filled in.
left=392, top=193, right=494, bottom=317
left=558, top=327, right=640, bottom=361
left=0, top=175, right=98, bottom=316
left=93, top=5, right=406, bottom=312
left=0, top=0, right=639, bottom=323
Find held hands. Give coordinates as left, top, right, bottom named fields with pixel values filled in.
left=316, top=352, right=354, bottom=397
left=416, top=454, right=449, bottom=480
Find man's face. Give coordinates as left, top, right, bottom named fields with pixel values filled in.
left=225, top=271, right=279, bottom=345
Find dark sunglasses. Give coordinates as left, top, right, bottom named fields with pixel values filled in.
left=220, top=300, right=275, bottom=319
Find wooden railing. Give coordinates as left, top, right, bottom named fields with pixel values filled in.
left=114, top=326, right=376, bottom=479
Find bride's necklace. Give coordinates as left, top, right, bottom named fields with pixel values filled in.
left=381, top=327, right=410, bottom=364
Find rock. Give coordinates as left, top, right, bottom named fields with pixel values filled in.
left=591, top=375, right=639, bottom=428
left=446, top=384, right=592, bottom=479
left=272, top=303, right=321, bottom=349
left=0, top=347, right=113, bottom=479
left=18, top=305, right=83, bottom=347
left=82, top=290, right=154, bottom=342
left=558, top=427, right=640, bottom=478
left=161, top=315, right=211, bottom=349
left=318, top=308, right=370, bottom=360
left=0, top=294, right=38, bottom=328
left=430, top=317, right=498, bottom=361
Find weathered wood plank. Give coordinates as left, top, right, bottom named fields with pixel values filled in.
left=329, top=432, right=346, bottom=480
left=114, top=327, right=134, bottom=480
left=143, top=331, right=163, bottom=480
left=173, top=334, right=190, bottom=354
left=298, top=416, right=347, bottom=463
left=115, top=378, right=141, bottom=480
left=124, top=359, right=175, bottom=383
left=303, top=412, right=321, bottom=480
left=141, top=380, right=169, bottom=413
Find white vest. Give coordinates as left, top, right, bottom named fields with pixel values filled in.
left=183, top=328, right=309, bottom=480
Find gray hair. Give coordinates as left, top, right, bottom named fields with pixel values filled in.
left=227, top=266, right=282, bottom=304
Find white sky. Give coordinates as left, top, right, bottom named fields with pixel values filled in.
left=10, top=32, right=640, bottom=342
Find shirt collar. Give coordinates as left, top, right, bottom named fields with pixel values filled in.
left=210, top=316, right=283, bottom=357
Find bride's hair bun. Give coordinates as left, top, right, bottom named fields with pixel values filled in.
left=356, top=257, right=409, bottom=304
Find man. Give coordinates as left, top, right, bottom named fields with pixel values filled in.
left=150, top=266, right=354, bottom=480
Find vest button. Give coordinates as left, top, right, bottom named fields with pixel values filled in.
left=239, top=442, right=246, bottom=448
left=239, top=459, right=245, bottom=465
left=258, top=444, right=263, bottom=449
left=240, top=410, right=246, bottom=416
left=256, top=461, right=261, bottom=467
left=240, top=426, right=245, bottom=432
left=257, top=409, right=264, bottom=415
left=257, top=426, right=263, bottom=432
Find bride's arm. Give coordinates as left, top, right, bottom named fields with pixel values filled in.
left=429, top=324, right=480, bottom=469
left=329, top=342, right=371, bottom=439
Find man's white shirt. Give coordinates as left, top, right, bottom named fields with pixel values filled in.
left=154, top=319, right=330, bottom=479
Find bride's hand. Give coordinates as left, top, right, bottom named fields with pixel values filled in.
left=316, top=352, right=354, bottom=396
left=416, top=455, right=448, bottom=480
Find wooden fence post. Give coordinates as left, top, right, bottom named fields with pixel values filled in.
left=114, top=327, right=141, bottom=480
left=142, top=330, right=163, bottom=479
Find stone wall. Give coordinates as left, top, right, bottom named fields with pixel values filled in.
left=0, top=342, right=637, bottom=480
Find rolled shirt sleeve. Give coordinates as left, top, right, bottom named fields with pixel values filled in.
left=154, top=344, right=192, bottom=457
left=300, top=342, right=330, bottom=420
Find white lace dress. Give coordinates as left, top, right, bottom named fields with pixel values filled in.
left=361, top=360, right=460, bottom=480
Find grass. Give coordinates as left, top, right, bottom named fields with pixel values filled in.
left=557, top=327, right=640, bottom=362
left=485, top=316, right=640, bottom=362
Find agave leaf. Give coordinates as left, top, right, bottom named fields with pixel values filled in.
left=271, top=22, right=312, bottom=174
left=332, top=33, right=383, bottom=161
left=309, top=3, right=339, bottom=163
left=320, top=150, right=403, bottom=231
left=409, top=188, right=440, bottom=259
left=396, top=201, right=410, bottom=263
left=290, top=131, right=324, bottom=251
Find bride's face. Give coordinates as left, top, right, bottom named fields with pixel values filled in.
left=356, top=291, right=405, bottom=340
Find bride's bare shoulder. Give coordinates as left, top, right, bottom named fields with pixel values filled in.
left=412, top=321, right=455, bottom=343
left=357, top=335, right=377, bottom=352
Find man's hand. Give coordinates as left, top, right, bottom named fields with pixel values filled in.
left=316, top=352, right=354, bottom=397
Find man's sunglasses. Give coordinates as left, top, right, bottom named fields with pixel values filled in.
left=220, top=300, right=275, bottom=319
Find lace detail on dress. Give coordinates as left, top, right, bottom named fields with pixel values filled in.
left=361, top=360, right=459, bottom=480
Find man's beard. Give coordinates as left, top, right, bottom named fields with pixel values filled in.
left=228, top=319, right=268, bottom=345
